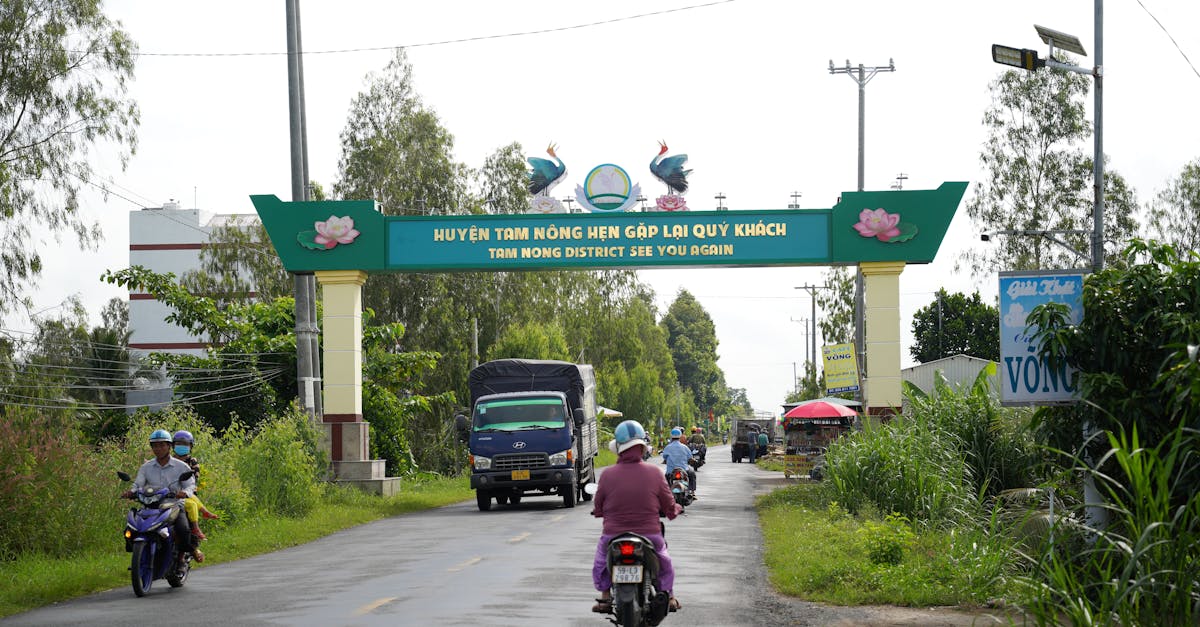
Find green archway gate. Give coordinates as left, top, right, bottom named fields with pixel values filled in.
left=252, top=182, right=967, bottom=486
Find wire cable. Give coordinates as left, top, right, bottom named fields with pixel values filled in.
left=131, top=1, right=736, bottom=58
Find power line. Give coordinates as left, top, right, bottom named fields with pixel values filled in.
left=130, top=1, right=736, bottom=58
left=1135, top=0, right=1200, bottom=79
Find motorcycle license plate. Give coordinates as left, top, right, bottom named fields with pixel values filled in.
left=511, top=469, right=530, bottom=480
left=613, top=565, right=643, bottom=583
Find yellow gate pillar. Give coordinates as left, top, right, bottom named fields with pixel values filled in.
left=315, top=270, right=400, bottom=495
left=860, top=261, right=905, bottom=418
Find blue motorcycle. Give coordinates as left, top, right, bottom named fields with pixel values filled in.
left=117, top=470, right=196, bottom=597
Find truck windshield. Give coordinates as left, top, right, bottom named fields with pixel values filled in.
left=474, top=398, right=567, bottom=431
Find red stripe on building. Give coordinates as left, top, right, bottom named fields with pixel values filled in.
left=331, top=423, right=343, bottom=461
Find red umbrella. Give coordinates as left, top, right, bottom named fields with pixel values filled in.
left=783, top=401, right=858, bottom=419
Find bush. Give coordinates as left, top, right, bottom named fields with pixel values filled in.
left=858, top=513, right=916, bottom=566
left=0, top=408, right=119, bottom=559
left=233, top=409, right=324, bottom=517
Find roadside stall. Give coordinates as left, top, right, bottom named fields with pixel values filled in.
left=781, top=401, right=856, bottom=478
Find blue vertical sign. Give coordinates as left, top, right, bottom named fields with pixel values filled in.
left=998, top=270, right=1085, bottom=405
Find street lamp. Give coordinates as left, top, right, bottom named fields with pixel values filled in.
left=980, top=229, right=1091, bottom=264
left=991, top=23, right=1104, bottom=273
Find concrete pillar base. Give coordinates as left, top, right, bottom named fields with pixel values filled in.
left=335, top=477, right=401, bottom=497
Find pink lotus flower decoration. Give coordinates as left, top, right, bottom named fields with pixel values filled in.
left=314, top=216, right=360, bottom=249
left=656, top=194, right=689, bottom=212
left=853, top=208, right=902, bottom=242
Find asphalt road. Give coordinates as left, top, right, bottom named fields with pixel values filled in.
left=3, top=445, right=1010, bottom=626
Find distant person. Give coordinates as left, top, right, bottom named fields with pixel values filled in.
left=746, top=428, right=758, bottom=463
left=661, top=428, right=697, bottom=493
left=757, top=430, right=770, bottom=457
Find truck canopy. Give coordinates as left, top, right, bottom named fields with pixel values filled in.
left=468, top=359, right=594, bottom=418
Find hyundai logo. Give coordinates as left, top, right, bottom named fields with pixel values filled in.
left=513, top=441, right=527, bottom=449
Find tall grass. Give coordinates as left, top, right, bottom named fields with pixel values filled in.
left=1020, top=424, right=1200, bottom=625
left=0, top=405, right=331, bottom=563
left=823, top=413, right=974, bottom=524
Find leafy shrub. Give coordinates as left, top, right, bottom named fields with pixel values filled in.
left=858, top=513, right=916, bottom=566
left=0, top=407, right=118, bottom=559
left=234, top=409, right=323, bottom=517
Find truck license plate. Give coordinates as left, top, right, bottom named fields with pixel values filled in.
left=511, top=469, right=530, bottom=480
left=613, top=565, right=643, bottom=583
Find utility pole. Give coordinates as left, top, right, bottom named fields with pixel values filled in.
left=829, top=58, right=895, bottom=400
left=788, top=191, right=802, bottom=209
left=891, top=172, right=908, bottom=190
left=790, top=316, right=810, bottom=388
left=286, top=0, right=320, bottom=418
left=715, top=192, right=727, bottom=210
left=794, top=284, right=832, bottom=383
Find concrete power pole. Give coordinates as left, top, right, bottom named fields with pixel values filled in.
left=829, top=59, right=895, bottom=400
left=286, top=0, right=321, bottom=418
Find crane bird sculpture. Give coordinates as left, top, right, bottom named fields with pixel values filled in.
left=650, top=141, right=692, bottom=211
left=526, top=143, right=568, bottom=213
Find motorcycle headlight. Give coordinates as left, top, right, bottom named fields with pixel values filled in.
left=548, top=449, right=571, bottom=466
left=472, top=455, right=491, bottom=470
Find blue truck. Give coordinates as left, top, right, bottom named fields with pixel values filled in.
left=455, top=359, right=600, bottom=511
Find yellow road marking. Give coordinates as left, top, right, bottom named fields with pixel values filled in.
left=508, top=532, right=531, bottom=543
left=353, top=597, right=397, bottom=616
left=447, top=556, right=482, bottom=572
left=550, top=514, right=566, bottom=523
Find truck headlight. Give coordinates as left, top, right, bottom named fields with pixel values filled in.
left=472, top=455, right=492, bottom=470
left=549, top=449, right=572, bottom=466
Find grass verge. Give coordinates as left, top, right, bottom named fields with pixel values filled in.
left=758, top=482, right=1014, bottom=607
left=0, top=475, right=472, bottom=618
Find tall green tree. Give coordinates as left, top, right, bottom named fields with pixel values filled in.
left=332, top=48, right=478, bottom=400
left=1146, top=157, right=1200, bottom=251
left=660, top=289, right=725, bottom=417
left=486, top=321, right=570, bottom=361
left=960, top=60, right=1139, bottom=277
left=910, top=290, right=999, bottom=363
left=478, top=142, right=528, bottom=214
left=817, top=266, right=855, bottom=345
left=0, top=0, right=139, bottom=317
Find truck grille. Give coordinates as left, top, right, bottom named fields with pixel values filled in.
left=493, top=453, right=549, bottom=471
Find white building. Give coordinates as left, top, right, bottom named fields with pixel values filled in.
left=127, top=202, right=258, bottom=361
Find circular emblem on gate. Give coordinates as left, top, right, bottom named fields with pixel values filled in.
left=513, top=441, right=527, bottom=449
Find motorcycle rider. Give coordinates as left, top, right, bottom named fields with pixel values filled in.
left=171, top=430, right=219, bottom=554
left=121, top=429, right=199, bottom=563
left=686, top=426, right=707, bottom=463
left=591, top=420, right=683, bottom=613
left=661, top=427, right=697, bottom=494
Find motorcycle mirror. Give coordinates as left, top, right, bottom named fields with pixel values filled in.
left=117, top=471, right=132, bottom=482
left=583, top=482, right=598, bottom=495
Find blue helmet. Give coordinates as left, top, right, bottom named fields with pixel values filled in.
left=670, top=427, right=683, bottom=439
left=149, top=429, right=172, bottom=443
left=612, top=420, right=648, bottom=454
left=172, top=430, right=195, bottom=445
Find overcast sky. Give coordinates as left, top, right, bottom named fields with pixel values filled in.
left=19, top=0, right=1200, bottom=414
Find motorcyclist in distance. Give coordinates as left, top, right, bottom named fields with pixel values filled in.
left=686, top=426, right=707, bottom=463
left=591, top=420, right=683, bottom=613
left=661, top=427, right=697, bottom=494
left=121, top=429, right=198, bottom=562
